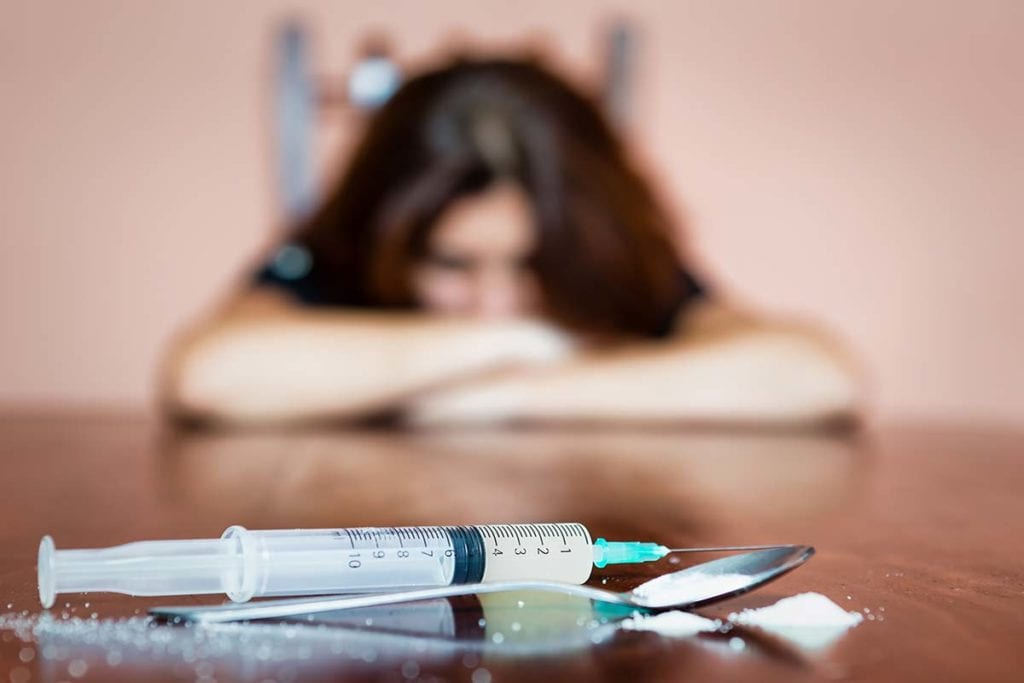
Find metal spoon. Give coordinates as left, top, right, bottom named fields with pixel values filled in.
left=151, top=545, right=813, bottom=624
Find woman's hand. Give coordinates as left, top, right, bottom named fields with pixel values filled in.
left=406, top=368, right=530, bottom=427
left=489, top=318, right=578, bottom=367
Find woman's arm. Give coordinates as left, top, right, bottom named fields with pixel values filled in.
left=160, top=289, right=573, bottom=426
left=408, top=303, right=863, bottom=429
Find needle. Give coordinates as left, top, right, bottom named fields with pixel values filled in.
left=665, top=544, right=796, bottom=553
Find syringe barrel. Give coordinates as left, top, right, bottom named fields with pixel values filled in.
left=38, top=523, right=595, bottom=606
left=476, top=523, right=593, bottom=583
left=223, top=526, right=465, bottom=601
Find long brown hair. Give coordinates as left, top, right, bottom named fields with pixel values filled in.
left=294, top=56, right=697, bottom=337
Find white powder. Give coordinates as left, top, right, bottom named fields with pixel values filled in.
left=0, top=611, right=401, bottom=669
left=620, top=611, right=720, bottom=638
left=631, top=572, right=752, bottom=603
left=728, top=592, right=864, bottom=650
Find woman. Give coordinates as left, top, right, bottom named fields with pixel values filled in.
left=162, top=57, right=861, bottom=427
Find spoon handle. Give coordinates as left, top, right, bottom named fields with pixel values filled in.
left=151, top=581, right=630, bottom=624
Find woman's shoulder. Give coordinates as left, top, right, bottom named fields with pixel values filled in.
left=252, top=241, right=369, bottom=308
left=679, top=267, right=709, bottom=301
left=252, top=242, right=322, bottom=302
left=653, top=267, right=711, bottom=338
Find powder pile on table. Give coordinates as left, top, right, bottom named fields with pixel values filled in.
left=619, top=592, right=865, bottom=651
left=620, top=611, right=720, bottom=638
left=729, top=592, right=864, bottom=650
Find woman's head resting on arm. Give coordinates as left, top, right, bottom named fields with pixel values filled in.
left=285, top=57, right=702, bottom=338
left=411, top=181, right=541, bottom=320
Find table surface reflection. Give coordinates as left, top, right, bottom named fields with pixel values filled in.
left=0, top=413, right=1022, bottom=682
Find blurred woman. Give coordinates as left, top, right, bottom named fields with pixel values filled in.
left=162, top=57, right=861, bottom=428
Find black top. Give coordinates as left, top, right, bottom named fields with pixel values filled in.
left=254, top=241, right=708, bottom=337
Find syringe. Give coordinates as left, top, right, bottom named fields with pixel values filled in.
left=37, top=523, right=777, bottom=608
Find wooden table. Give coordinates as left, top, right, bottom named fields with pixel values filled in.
left=0, top=413, right=1021, bottom=681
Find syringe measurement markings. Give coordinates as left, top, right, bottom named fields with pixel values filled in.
left=336, top=524, right=582, bottom=556
left=562, top=524, right=577, bottom=552
left=346, top=530, right=361, bottom=560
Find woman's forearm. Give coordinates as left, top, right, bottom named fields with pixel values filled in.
left=409, top=323, right=863, bottom=428
left=161, top=296, right=573, bottom=425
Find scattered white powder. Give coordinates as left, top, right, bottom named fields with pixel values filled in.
left=620, top=611, right=720, bottom=638
left=729, top=592, right=864, bottom=650
left=0, top=611, right=410, bottom=670
left=631, top=572, right=752, bottom=603
left=67, top=658, right=89, bottom=678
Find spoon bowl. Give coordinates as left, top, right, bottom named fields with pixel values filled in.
left=628, top=544, right=814, bottom=609
left=151, top=545, right=814, bottom=624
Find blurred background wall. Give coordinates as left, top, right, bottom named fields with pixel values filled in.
left=1, top=1, right=1021, bottom=426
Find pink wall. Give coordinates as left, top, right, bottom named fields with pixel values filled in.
left=1, top=1, right=1021, bottom=425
